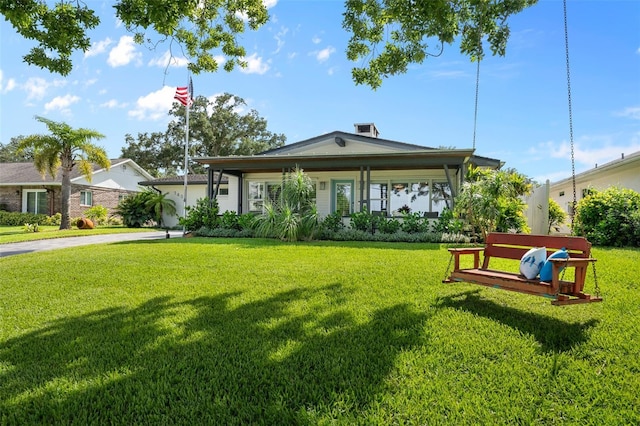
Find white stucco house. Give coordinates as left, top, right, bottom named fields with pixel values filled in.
left=550, top=150, right=640, bottom=233
left=155, top=123, right=501, bottom=228
left=138, top=173, right=235, bottom=228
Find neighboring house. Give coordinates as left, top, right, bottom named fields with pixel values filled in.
left=138, top=173, right=233, bottom=228
left=182, top=123, right=502, bottom=224
left=550, top=150, right=640, bottom=233
left=0, top=158, right=154, bottom=217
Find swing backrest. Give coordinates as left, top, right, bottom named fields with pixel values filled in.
left=481, top=232, right=592, bottom=269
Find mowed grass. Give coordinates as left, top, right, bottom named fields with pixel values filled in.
left=1, top=238, right=638, bottom=424
left=0, top=226, right=156, bottom=244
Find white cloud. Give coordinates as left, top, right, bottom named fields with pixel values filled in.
left=85, top=38, right=113, bottom=58
left=148, top=51, right=190, bottom=68
left=615, top=106, right=640, bottom=120
left=128, top=86, right=176, bottom=121
left=0, top=70, right=17, bottom=93
left=240, top=53, right=270, bottom=75
left=540, top=136, right=640, bottom=169
left=24, top=77, right=50, bottom=100
left=312, top=35, right=322, bottom=45
left=101, top=99, right=127, bottom=109
left=315, top=46, right=335, bottom=63
left=273, top=26, right=288, bottom=54
left=108, top=36, right=142, bottom=67
left=44, top=94, right=81, bottom=112
left=263, top=0, right=278, bottom=8
left=327, top=67, right=336, bottom=76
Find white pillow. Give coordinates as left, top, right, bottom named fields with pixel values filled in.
left=519, top=247, right=546, bottom=279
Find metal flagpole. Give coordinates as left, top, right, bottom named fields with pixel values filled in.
left=182, top=72, right=191, bottom=235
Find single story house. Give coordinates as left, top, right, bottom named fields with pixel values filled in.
left=550, top=150, right=640, bottom=233
left=156, top=123, right=500, bottom=227
left=0, top=158, right=154, bottom=218
left=138, top=173, right=233, bottom=228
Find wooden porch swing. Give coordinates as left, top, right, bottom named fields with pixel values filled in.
left=442, top=0, right=602, bottom=306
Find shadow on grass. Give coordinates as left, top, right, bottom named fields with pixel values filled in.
left=435, top=290, right=599, bottom=353
left=0, top=285, right=428, bottom=424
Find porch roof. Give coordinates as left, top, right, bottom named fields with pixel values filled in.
left=194, top=149, right=494, bottom=175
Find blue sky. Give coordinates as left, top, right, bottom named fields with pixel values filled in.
left=1, top=0, right=639, bottom=183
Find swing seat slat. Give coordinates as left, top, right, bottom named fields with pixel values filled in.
left=443, top=233, right=602, bottom=306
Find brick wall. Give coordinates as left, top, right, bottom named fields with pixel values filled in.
left=69, top=185, right=137, bottom=218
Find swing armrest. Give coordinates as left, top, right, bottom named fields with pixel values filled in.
left=448, top=247, right=484, bottom=270
left=548, top=258, right=597, bottom=266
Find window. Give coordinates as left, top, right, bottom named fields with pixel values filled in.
left=218, top=187, right=229, bottom=196
left=559, top=191, right=565, bottom=197
left=431, top=182, right=452, bottom=214
left=80, top=191, right=93, bottom=206
left=369, top=183, right=388, bottom=214
left=248, top=182, right=264, bottom=212
left=25, top=190, right=48, bottom=214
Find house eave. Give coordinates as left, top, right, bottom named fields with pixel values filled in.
left=194, top=150, right=480, bottom=173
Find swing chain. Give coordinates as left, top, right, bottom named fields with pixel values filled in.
left=443, top=252, right=454, bottom=283
left=590, top=251, right=601, bottom=298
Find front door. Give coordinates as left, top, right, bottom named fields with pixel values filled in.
left=331, top=180, right=354, bottom=216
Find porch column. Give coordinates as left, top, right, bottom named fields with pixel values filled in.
left=359, top=166, right=364, bottom=212
left=366, top=166, right=371, bottom=213
left=207, top=168, right=214, bottom=207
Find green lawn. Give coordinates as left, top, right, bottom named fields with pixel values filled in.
left=1, top=238, right=638, bottom=424
left=0, top=225, right=157, bottom=244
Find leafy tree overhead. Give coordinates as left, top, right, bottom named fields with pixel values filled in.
left=120, top=132, right=182, bottom=178
left=18, top=116, right=110, bottom=230
left=343, top=0, right=538, bottom=88
left=0, top=136, right=33, bottom=162
left=168, top=93, right=286, bottom=173
left=1, top=0, right=269, bottom=76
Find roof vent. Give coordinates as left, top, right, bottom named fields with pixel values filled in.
left=354, top=123, right=379, bottom=138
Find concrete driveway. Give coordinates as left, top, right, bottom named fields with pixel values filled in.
left=0, top=230, right=184, bottom=258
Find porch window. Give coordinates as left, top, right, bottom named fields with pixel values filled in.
left=248, top=182, right=264, bottom=212
left=369, top=183, right=388, bottom=215
left=80, top=191, right=93, bottom=206
left=25, top=190, right=48, bottom=214
left=390, top=182, right=409, bottom=214
left=432, top=182, right=452, bottom=213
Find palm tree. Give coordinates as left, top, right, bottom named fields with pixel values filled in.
left=144, top=190, right=177, bottom=228
left=19, top=116, right=110, bottom=230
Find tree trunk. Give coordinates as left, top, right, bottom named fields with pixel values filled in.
left=60, top=163, right=72, bottom=230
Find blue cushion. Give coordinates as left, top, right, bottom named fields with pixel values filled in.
left=520, top=247, right=547, bottom=279
left=539, top=249, right=569, bottom=282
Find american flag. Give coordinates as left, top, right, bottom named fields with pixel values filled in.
left=174, top=78, right=193, bottom=107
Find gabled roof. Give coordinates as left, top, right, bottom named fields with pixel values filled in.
left=0, top=158, right=153, bottom=186
left=259, top=130, right=435, bottom=155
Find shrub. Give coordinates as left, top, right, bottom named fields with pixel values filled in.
left=321, top=211, right=344, bottom=233
left=401, top=212, right=429, bottom=233
left=377, top=216, right=401, bottom=234
left=114, top=192, right=155, bottom=227
left=432, top=208, right=464, bottom=234
left=23, top=223, right=39, bottom=233
left=253, top=167, right=319, bottom=241
left=548, top=199, right=567, bottom=233
left=84, top=205, right=108, bottom=225
left=237, top=213, right=257, bottom=231
left=0, top=211, right=47, bottom=226
left=180, top=198, right=219, bottom=232
left=350, top=211, right=373, bottom=232
left=573, top=186, right=640, bottom=246
left=219, top=211, right=239, bottom=230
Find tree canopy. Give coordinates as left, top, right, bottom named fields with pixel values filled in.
left=19, top=116, right=110, bottom=229
left=0, top=137, right=33, bottom=162
left=1, top=0, right=269, bottom=76
left=122, top=93, right=286, bottom=176
left=343, top=0, right=538, bottom=88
